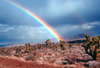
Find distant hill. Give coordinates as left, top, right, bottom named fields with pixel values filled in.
left=63, top=34, right=85, bottom=41
left=4, top=34, right=88, bottom=48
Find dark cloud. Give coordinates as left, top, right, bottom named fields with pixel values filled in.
left=90, top=25, right=100, bottom=35
left=0, top=0, right=100, bottom=46
left=0, top=0, right=100, bottom=26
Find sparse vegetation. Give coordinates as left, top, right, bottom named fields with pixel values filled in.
left=1, top=35, right=100, bottom=68
left=82, top=34, right=100, bottom=60
left=60, top=40, right=65, bottom=49
left=62, top=47, right=66, bottom=50
left=26, top=55, right=35, bottom=61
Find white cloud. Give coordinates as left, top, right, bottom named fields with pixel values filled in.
left=0, top=23, right=54, bottom=41
left=35, top=0, right=87, bottom=18
left=54, top=22, right=99, bottom=36
left=0, top=21, right=99, bottom=43
left=82, top=22, right=99, bottom=29
left=0, top=24, right=14, bottom=32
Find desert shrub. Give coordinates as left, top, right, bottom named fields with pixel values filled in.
left=53, top=45, right=56, bottom=48
left=26, top=55, right=35, bottom=61
left=37, top=44, right=42, bottom=49
left=25, top=43, right=29, bottom=49
left=24, top=49, right=30, bottom=53
left=62, top=47, right=66, bottom=50
left=16, top=49, right=18, bottom=53
left=45, top=39, right=50, bottom=46
left=28, top=43, right=31, bottom=47
left=14, top=54, right=22, bottom=57
left=33, top=52, right=37, bottom=56
left=46, top=45, right=50, bottom=49
left=60, top=40, right=66, bottom=49
left=15, top=47, right=21, bottom=53
left=69, top=44, right=72, bottom=47
left=34, top=46, right=38, bottom=50
left=29, top=47, right=32, bottom=51
left=30, top=47, right=34, bottom=50
left=1, top=47, right=5, bottom=52
left=22, top=47, right=26, bottom=50
left=21, top=51, right=25, bottom=54
left=4, top=50, right=11, bottom=56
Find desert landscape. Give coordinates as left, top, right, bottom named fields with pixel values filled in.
left=0, top=0, right=100, bottom=68
left=0, top=34, right=100, bottom=68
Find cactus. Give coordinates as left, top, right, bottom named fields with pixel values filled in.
left=82, top=34, right=100, bottom=60
left=34, top=45, right=38, bottom=50
left=15, top=48, right=19, bottom=53
left=28, top=43, right=31, bottom=47
left=60, top=40, right=66, bottom=49
left=45, top=39, right=50, bottom=46
left=62, top=47, right=66, bottom=50
left=24, top=49, right=30, bottom=53
left=45, top=39, right=53, bottom=49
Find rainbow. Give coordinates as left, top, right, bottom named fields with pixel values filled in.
left=67, top=5, right=94, bottom=35
left=5, top=0, right=63, bottom=41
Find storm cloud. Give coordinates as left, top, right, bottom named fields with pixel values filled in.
left=0, top=0, right=100, bottom=46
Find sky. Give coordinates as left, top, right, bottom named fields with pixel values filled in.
left=0, top=0, right=100, bottom=46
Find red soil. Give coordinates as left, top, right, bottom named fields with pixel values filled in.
left=0, top=56, right=58, bottom=68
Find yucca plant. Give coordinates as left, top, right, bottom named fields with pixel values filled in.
left=62, top=47, right=66, bottom=50
left=82, top=34, right=100, bottom=60
left=60, top=40, right=65, bottom=49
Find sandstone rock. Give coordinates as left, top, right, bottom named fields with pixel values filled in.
left=50, top=58, right=56, bottom=63
left=47, top=52, right=52, bottom=56
left=69, top=64, right=77, bottom=68
left=55, top=52, right=60, bottom=56
left=36, top=60, right=43, bottom=64
left=86, top=61, right=100, bottom=67
left=43, top=56, right=48, bottom=61
left=37, top=57, right=43, bottom=61
left=11, top=51, right=16, bottom=54
left=68, top=59, right=75, bottom=64
left=51, top=54, right=55, bottom=57
left=82, top=54, right=89, bottom=57
left=71, top=57, right=76, bottom=61
left=46, top=56, right=51, bottom=61
left=54, top=61, right=62, bottom=65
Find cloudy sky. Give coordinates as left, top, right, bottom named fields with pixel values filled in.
left=0, top=0, right=100, bottom=46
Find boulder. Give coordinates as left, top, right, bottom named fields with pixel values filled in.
left=76, top=57, right=88, bottom=62
left=37, top=57, right=43, bottom=61
left=68, top=59, right=75, bottom=64
left=43, top=56, right=48, bottom=61
left=54, top=61, right=62, bottom=65
left=69, top=64, right=77, bottom=68
left=36, top=60, right=43, bottom=64
left=50, top=58, right=56, bottom=63
left=86, top=61, right=100, bottom=67
left=62, top=61, right=68, bottom=65
left=47, top=52, right=52, bottom=56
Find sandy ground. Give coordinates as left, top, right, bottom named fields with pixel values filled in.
left=0, top=56, right=58, bottom=68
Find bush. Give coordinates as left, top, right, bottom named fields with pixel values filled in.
left=1, top=47, right=5, bottom=52
left=26, top=55, right=35, bottom=61
left=62, top=47, right=66, bottom=50
left=33, top=52, right=37, bottom=56
left=4, top=50, right=11, bottom=56
left=24, top=49, right=30, bottom=53
left=14, top=54, right=22, bottom=57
